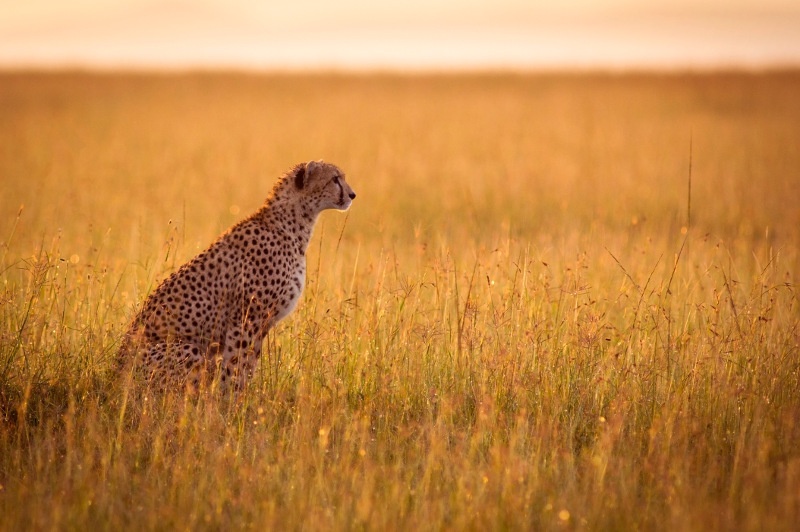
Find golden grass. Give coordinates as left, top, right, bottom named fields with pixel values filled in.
left=1, top=71, right=799, bottom=530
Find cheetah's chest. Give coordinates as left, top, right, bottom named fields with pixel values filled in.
left=270, top=260, right=306, bottom=324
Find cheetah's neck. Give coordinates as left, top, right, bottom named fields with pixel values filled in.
left=256, top=202, right=319, bottom=255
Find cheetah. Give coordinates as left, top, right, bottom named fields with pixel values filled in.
left=118, top=160, right=356, bottom=391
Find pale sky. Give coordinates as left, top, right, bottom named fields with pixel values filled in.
left=1, top=0, right=799, bottom=69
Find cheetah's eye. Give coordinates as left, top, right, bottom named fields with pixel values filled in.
left=333, top=175, right=340, bottom=184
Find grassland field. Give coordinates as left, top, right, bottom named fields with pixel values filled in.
left=1, top=71, right=799, bottom=530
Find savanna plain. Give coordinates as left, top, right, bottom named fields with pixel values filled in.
left=1, top=72, right=799, bottom=530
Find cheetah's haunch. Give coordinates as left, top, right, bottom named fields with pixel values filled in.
left=118, top=160, right=356, bottom=391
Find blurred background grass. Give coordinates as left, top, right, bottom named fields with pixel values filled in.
left=3, top=73, right=799, bottom=256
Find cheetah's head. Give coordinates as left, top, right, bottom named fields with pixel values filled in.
left=293, top=160, right=356, bottom=212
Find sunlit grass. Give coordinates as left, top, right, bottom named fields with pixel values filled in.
left=1, top=71, right=799, bottom=530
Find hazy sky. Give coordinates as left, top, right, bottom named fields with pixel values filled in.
left=2, top=0, right=799, bottom=69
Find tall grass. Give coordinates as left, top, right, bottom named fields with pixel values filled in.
left=1, top=72, right=799, bottom=530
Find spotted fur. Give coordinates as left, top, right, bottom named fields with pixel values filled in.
left=118, top=160, right=356, bottom=391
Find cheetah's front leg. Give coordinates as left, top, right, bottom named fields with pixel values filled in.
left=218, top=325, right=266, bottom=391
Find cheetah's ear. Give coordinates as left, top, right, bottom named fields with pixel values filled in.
left=294, top=165, right=306, bottom=189
left=297, top=160, right=322, bottom=189
left=306, top=160, right=321, bottom=175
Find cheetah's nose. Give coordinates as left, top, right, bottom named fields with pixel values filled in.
left=349, top=191, right=356, bottom=199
